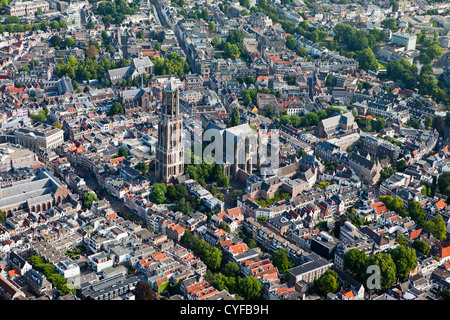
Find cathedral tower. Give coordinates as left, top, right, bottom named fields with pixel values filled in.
left=155, top=80, right=184, bottom=183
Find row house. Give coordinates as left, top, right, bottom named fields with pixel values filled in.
left=240, top=256, right=279, bottom=284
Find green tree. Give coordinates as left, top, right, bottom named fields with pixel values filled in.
left=423, top=214, right=447, bottom=241
left=117, top=146, right=129, bottom=158
left=412, top=239, right=430, bottom=256
left=151, top=52, right=189, bottom=77
left=380, top=166, right=396, bottom=182
left=238, top=276, right=262, bottom=300
left=396, top=159, right=408, bottom=172
left=441, top=290, right=450, bottom=300
left=219, top=221, right=230, bottom=233
left=200, top=8, right=209, bottom=20
left=244, top=76, right=255, bottom=85
left=325, top=74, right=336, bottom=87
left=315, top=269, right=339, bottom=296
left=149, top=183, right=167, bottom=204
left=396, top=234, right=409, bottom=246
left=136, top=161, right=149, bottom=174
left=209, top=273, right=229, bottom=291
left=208, top=21, right=215, bottom=32
left=52, top=122, right=62, bottom=129
left=217, top=174, right=229, bottom=188
left=241, top=90, right=252, bottom=106
left=344, top=248, right=367, bottom=279
left=296, top=47, right=307, bottom=57
left=230, top=106, right=240, bottom=127
left=49, top=35, right=64, bottom=49
left=356, top=47, right=378, bottom=70
left=166, top=185, right=178, bottom=202
left=64, top=37, right=75, bottom=48
left=20, top=65, right=30, bottom=73
left=224, top=42, right=240, bottom=60
left=432, top=116, right=445, bottom=136
left=209, top=185, right=217, bottom=196
left=379, top=195, right=406, bottom=216
left=389, top=245, right=417, bottom=280
left=28, top=255, right=44, bottom=267
left=363, top=253, right=396, bottom=290
left=290, top=114, right=301, bottom=127
left=424, top=116, right=433, bottom=129
left=82, top=192, right=98, bottom=209
left=0, top=209, right=5, bottom=223
left=285, top=35, right=297, bottom=50
left=278, top=114, right=290, bottom=127
left=203, top=247, right=222, bottom=271
left=239, top=0, right=250, bottom=7
left=305, top=112, right=320, bottom=126
left=272, top=248, right=293, bottom=274
left=381, top=18, right=398, bottom=31
left=175, top=197, right=192, bottom=215
left=424, top=41, right=442, bottom=62
left=372, top=117, right=386, bottom=132
left=407, top=201, right=426, bottom=225
left=222, top=262, right=240, bottom=277
left=109, top=102, right=125, bottom=115
left=175, top=184, right=188, bottom=198
left=136, top=30, right=144, bottom=40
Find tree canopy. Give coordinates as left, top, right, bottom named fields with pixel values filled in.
left=118, top=146, right=129, bottom=158
left=230, top=106, right=240, bottom=127
left=285, top=35, right=297, bottom=50
left=55, top=55, right=131, bottom=82
left=272, top=248, right=293, bottom=274
left=389, top=245, right=417, bottom=280
left=149, top=183, right=167, bottom=204
left=407, top=201, right=426, bottom=225
left=181, top=231, right=223, bottom=271
left=423, top=214, right=447, bottom=241
left=384, top=58, right=449, bottom=106
left=135, top=281, right=157, bottom=300
left=412, top=239, right=430, bottom=256
left=379, top=195, right=407, bottom=216
left=238, top=276, right=262, bottom=300
left=151, top=52, right=189, bottom=78
left=344, top=248, right=367, bottom=280
left=315, top=269, right=339, bottom=296
left=362, top=253, right=396, bottom=290
left=356, top=48, right=378, bottom=71
left=109, top=102, right=125, bottom=116
left=438, top=172, right=450, bottom=198
left=94, top=0, right=139, bottom=26
left=82, top=192, right=98, bottom=209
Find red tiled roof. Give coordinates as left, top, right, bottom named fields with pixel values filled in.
left=439, top=245, right=450, bottom=259
left=376, top=206, right=388, bottom=216
left=410, top=229, right=422, bottom=240
left=8, top=268, right=21, bottom=278
left=371, top=202, right=384, bottom=209
left=436, top=200, right=446, bottom=210
left=340, top=289, right=354, bottom=300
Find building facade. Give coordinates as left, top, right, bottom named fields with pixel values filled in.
left=13, top=123, right=64, bottom=152
left=6, top=1, right=49, bottom=16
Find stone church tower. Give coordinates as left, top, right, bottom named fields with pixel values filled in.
left=155, top=80, right=184, bottom=183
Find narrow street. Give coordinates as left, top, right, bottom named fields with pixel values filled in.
left=73, top=165, right=139, bottom=222
left=150, top=0, right=196, bottom=72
